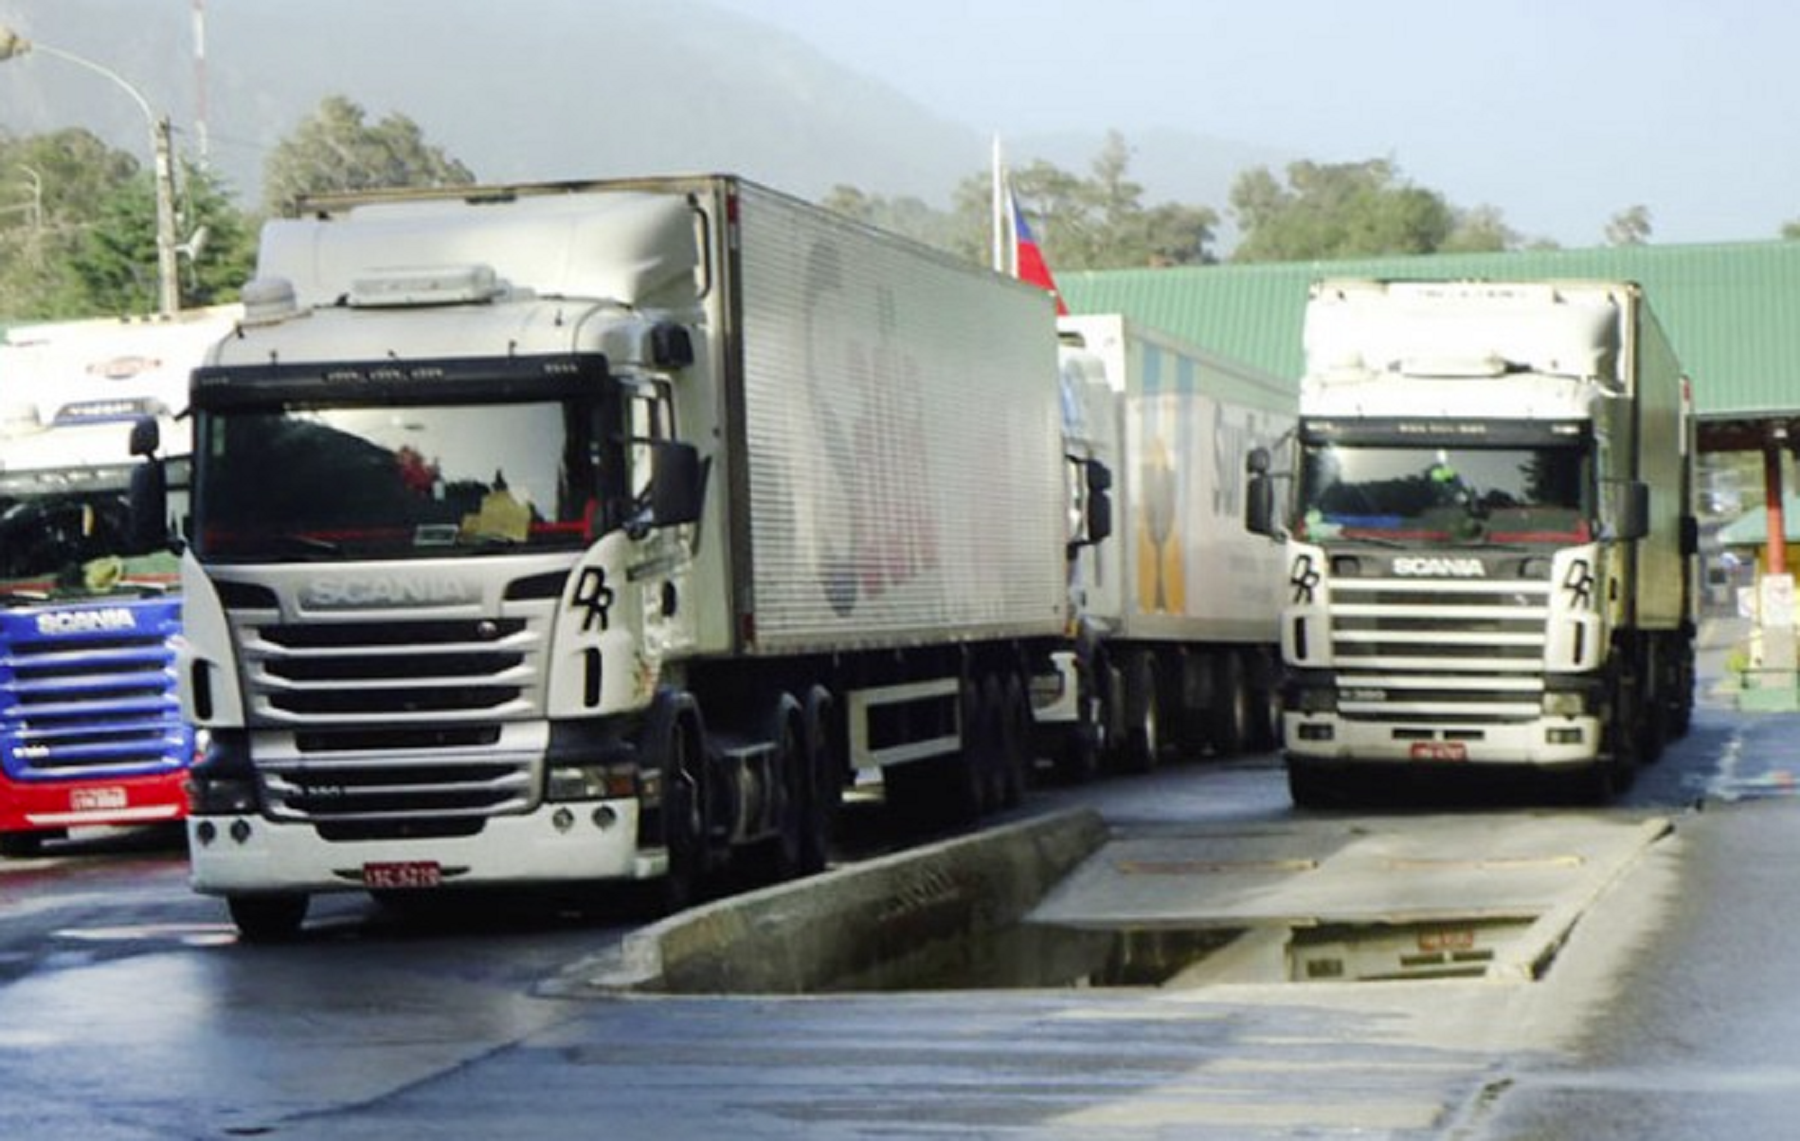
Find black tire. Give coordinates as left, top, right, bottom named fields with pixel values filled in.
left=765, top=696, right=806, bottom=882
left=998, top=674, right=1031, bottom=808
left=1637, top=642, right=1667, bottom=764
left=658, top=707, right=707, bottom=915
left=228, top=893, right=309, bottom=942
left=1247, top=647, right=1283, bottom=754
left=956, top=676, right=993, bottom=819
left=1119, top=653, right=1162, bottom=773
left=799, top=686, right=840, bottom=876
left=0, top=831, right=43, bottom=858
left=1207, top=649, right=1254, bottom=758
left=1286, top=761, right=1338, bottom=809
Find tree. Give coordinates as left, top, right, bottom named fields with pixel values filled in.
left=819, top=185, right=962, bottom=253
left=0, top=128, right=142, bottom=318
left=261, top=95, right=475, bottom=216
left=62, top=161, right=257, bottom=315
left=1228, top=158, right=1472, bottom=262
left=821, top=133, right=1219, bottom=273
left=1604, top=205, right=1652, bottom=246
left=1441, top=205, right=1519, bottom=254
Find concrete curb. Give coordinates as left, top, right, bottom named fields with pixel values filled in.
left=544, top=808, right=1110, bottom=997
left=1491, top=815, right=1675, bottom=981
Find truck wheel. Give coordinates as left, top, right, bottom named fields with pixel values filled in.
left=766, top=696, right=807, bottom=882
left=228, top=893, right=308, bottom=942
left=1638, top=644, right=1667, bottom=764
left=0, top=831, right=43, bottom=858
left=1119, top=653, right=1162, bottom=773
left=660, top=709, right=707, bottom=914
left=800, top=686, right=841, bottom=875
left=1287, top=762, right=1337, bottom=809
left=957, top=677, right=995, bottom=819
left=997, top=674, right=1031, bottom=808
left=1207, top=649, right=1253, bottom=758
left=1247, top=647, right=1282, bottom=753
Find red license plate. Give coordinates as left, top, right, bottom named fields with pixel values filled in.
left=71, top=786, right=128, bottom=811
left=1409, top=741, right=1468, bottom=762
left=362, top=861, right=443, bottom=889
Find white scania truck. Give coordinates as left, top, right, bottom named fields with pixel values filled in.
left=1246, top=279, right=1695, bottom=804
left=1036, top=314, right=1292, bottom=777
left=131, top=176, right=1080, bottom=939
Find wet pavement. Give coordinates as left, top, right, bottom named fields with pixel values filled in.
left=2, top=614, right=1800, bottom=1136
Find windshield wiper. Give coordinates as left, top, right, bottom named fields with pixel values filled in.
left=276, top=534, right=343, bottom=558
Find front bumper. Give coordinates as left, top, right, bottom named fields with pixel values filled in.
left=187, top=798, right=661, bottom=895
left=1282, top=712, right=1602, bottom=768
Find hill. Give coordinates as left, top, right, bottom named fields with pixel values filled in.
left=0, top=0, right=1281, bottom=219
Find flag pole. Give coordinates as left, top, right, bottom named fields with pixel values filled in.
left=990, top=134, right=1007, bottom=275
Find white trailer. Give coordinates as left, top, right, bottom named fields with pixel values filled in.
left=141, top=176, right=1075, bottom=938
left=1247, top=279, right=1696, bottom=804
left=1036, top=314, right=1294, bottom=777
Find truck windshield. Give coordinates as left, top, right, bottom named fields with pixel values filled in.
left=194, top=400, right=609, bottom=562
left=1296, top=443, right=1588, bottom=544
left=0, top=461, right=184, bottom=600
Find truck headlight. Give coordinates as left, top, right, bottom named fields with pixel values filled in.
left=546, top=763, right=636, bottom=802
left=1542, top=691, right=1586, bottom=717
left=187, top=776, right=258, bottom=815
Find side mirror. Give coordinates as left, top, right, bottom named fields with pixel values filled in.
left=127, top=459, right=170, bottom=555
left=129, top=415, right=161, bottom=458
left=650, top=441, right=706, bottom=527
left=1246, top=471, right=1276, bottom=537
left=1084, top=459, right=1113, bottom=546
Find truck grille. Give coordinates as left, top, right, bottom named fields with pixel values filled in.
left=1327, top=576, right=1551, bottom=723
left=239, top=617, right=539, bottom=724
left=1, top=606, right=189, bottom=777
left=259, top=752, right=537, bottom=823
left=229, top=608, right=550, bottom=826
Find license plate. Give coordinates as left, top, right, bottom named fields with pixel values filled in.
left=362, top=861, right=443, bottom=889
left=1409, top=741, right=1468, bottom=762
left=71, top=786, right=128, bottom=811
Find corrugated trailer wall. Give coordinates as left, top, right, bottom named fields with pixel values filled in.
left=1627, top=287, right=1694, bottom=633
left=731, top=184, right=1067, bottom=654
left=1066, top=314, right=1292, bottom=646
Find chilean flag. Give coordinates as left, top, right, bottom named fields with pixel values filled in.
left=1011, top=191, right=1068, bottom=315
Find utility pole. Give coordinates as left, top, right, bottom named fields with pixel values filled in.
left=0, top=25, right=182, bottom=314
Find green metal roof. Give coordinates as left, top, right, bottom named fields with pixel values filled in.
left=1059, top=241, right=1800, bottom=426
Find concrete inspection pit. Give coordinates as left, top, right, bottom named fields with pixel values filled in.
left=549, top=810, right=1669, bottom=998
left=814, top=914, right=1542, bottom=993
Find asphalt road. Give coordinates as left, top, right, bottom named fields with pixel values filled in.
left=1, top=626, right=1796, bottom=1138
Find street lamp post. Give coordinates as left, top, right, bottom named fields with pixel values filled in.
left=0, top=25, right=181, bottom=314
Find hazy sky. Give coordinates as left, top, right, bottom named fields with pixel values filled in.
left=710, top=0, right=1790, bottom=248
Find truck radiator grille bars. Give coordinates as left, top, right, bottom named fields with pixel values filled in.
left=231, top=613, right=546, bottom=825
left=1326, top=576, right=1552, bottom=723
left=242, top=618, right=535, bottom=720
left=1, top=614, right=189, bottom=777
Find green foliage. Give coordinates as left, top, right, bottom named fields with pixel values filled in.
left=261, top=95, right=476, bottom=216
left=0, top=128, right=142, bottom=318
left=1229, top=158, right=1468, bottom=262
left=62, top=161, right=259, bottom=315
left=823, top=131, right=1220, bottom=272
left=1604, top=205, right=1653, bottom=247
